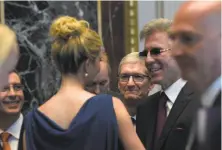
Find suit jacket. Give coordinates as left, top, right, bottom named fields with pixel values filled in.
left=18, top=122, right=24, bottom=150
left=136, top=82, right=200, bottom=150
left=189, top=93, right=221, bottom=150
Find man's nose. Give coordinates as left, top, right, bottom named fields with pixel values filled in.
left=7, top=87, right=16, bottom=100
left=127, top=76, right=135, bottom=86
left=146, top=51, right=155, bottom=64
left=8, top=87, right=16, bottom=96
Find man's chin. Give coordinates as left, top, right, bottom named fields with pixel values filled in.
left=0, top=107, right=22, bottom=115
left=124, top=95, right=140, bottom=102
left=151, top=76, right=163, bottom=84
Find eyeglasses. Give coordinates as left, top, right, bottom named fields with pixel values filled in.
left=1, top=84, right=24, bottom=93
left=118, top=74, right=150, bottom=83
left=139, top=47, right=171, bottom=57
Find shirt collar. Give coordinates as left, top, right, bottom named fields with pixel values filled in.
left=0, top=114, right=23, bottom=139
left=201, top=76, right=221, bottom=107
left=131, top=115, right=136, bottom=120
left=164, top=78, right=187, bottom=104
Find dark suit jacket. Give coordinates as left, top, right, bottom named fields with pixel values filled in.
left=190, top=93, right=221, bottom=150
left=136, top=82, right=200, bottom=150
left=18, top=122, right=24, bottom=150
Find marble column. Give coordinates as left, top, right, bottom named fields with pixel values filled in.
left=4, top=1, right=98, bottom=113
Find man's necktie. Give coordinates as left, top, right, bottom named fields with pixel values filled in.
left=156, top=92, right=168, bottom=138
left=1, top=132, right=11, bottom=150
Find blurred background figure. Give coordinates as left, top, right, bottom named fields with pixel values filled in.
left=171, top=1, right=221, bottom=150
left=85, top=51, right=110, bottom=94
left=0, top=71, right=25, bottom=150
left=0, top=24, right=19, bottom=91
left=24, top=16, right=145, bottom=150
left=85, top=51, right=123, bottom=100
left=0, top=24, right=23, bottom=150
left=118, top=52, right=153, bottom=123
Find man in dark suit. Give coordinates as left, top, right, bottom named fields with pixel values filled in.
left=136, top=18, right=200, bottom=150
left=171, top=1, right=221, bottom=150
left=118, top=52, right=154, bottom=124
left=0, top=71, right=25, bottom=150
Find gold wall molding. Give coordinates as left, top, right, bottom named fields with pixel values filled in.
left=0, top=0, right=4, bottom=24
left=97, top=0, right=102, bottom=40
left=124, top=0, right=138, bottom=54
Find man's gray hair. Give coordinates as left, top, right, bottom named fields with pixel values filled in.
left=140, top=18, right=172, bottom=40
left=118, top=52, right=148, bottom=75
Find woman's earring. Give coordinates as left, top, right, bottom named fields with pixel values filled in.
left=85, top=73, right=88, bottom=77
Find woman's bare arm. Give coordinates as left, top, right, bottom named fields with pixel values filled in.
left=112, top=97, right=145, bottom=150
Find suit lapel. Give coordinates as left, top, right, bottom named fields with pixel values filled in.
left=158, top=83, right=194, bottom=149
left=144, top=93, right=160, bottom=149
left=213, top=92, right=221, bottom=107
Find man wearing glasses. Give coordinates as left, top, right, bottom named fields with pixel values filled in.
left=118, top=52, right=153, bottom=125
left=0, top=71, right=25, bottom=150
left=136, top=18, right=199, bottom=150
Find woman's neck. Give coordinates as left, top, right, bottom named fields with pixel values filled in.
left=59, top=74, right=85, bottom=93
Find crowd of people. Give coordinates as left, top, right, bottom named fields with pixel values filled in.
left=0, top=1, right=221, bottom=150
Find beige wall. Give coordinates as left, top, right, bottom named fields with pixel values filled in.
left=163, top=1, right=185, bottom=19
left=138, top=1, right=184, bottom=52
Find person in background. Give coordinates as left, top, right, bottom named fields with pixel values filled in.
left=85, top=51, right=111, bottom=94
left=118, top=52, right=153, bottom=125
left=136, top=18, right=199, bottom=150
left=85, top=51, right=123, bottom=99
left=0, top=24, right=22, bottom=150
left=0, top=71, right=25, bottom=150
left=23, top=16, right=145, bottom=150
left=171, top=1, right=221, bottom=150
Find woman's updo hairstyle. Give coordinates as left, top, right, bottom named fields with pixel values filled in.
left=50, top=16, right=103, bottom=74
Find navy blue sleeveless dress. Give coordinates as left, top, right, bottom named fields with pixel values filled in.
left=24, top=94, right=119, bottom=150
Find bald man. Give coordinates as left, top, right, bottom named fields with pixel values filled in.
left=171, top=1, right=221, bottom=150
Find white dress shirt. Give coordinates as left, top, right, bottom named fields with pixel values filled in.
left=0, top=114, right=23, bottom=150
left=164, top=78, right=187, bottom=116
left=131, top=115, right=136, bottom=129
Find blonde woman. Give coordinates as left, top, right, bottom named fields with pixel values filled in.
left=0, top=24, right=19, bottom=90
left=24, top=16, right=145, bottom=150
